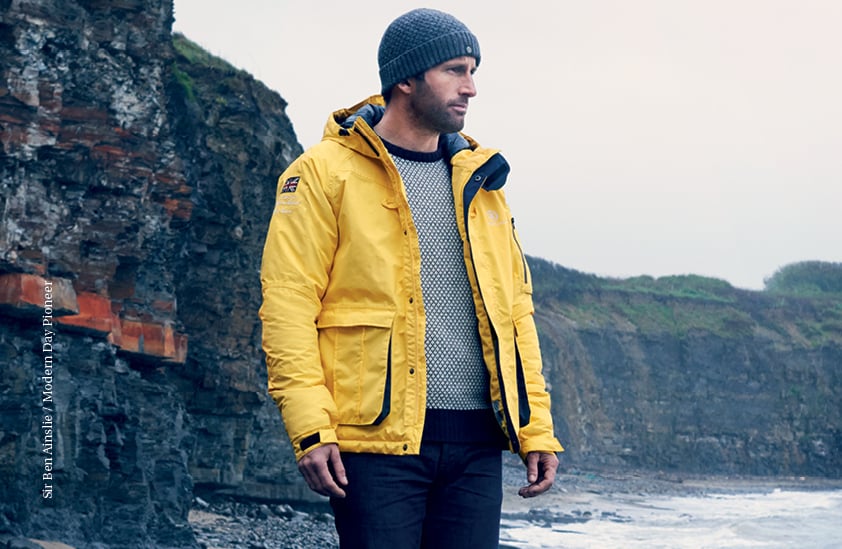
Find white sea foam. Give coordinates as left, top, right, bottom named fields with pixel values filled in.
left=500, top=489, right=842, bottom=549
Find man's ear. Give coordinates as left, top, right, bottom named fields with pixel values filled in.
left=395, top=79, right=413, bottom=95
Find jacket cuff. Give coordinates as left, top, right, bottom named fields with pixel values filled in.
left=293, top=428, right=339, bottom=461
left=518, top=437, right=564, bottom=461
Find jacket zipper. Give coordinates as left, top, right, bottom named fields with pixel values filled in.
left=353, top=127, right=381, bottom=157
left=511, top=218, right=529, bottom=284
left=467, top=246, right=519, bottom=453
left=462, top=171, right=520, bottom=454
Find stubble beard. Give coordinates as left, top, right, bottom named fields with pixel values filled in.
left=410, top=85, right=467, bottom=135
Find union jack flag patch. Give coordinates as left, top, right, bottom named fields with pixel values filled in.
left=281, top=176, right=300, bottom=193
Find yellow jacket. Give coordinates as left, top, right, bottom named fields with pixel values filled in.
left=260, top=96, right=563, bottom=461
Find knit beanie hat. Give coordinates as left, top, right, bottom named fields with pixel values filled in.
left=378, top=8, right=481, bottom=94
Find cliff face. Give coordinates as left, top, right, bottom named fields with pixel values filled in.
left=1, top=1, right=841, bottom=547
left=0, top=1, right=300, bottom=546
left=165, top=33, right=304, bottom=503
left=531, top=259, right=842, bottom=477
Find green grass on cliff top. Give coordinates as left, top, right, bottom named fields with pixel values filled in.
left=171, top=33, right=249, bottom=105
left=529, top=257, right=842, bottom=345
left=173, top=33, right=240, bottom=73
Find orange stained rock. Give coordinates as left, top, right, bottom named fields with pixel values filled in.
left=162, top=197, right=193, bottom=220
left=0, top=273, right=78, bottom=317
left=0, top=274, right=188, bottom=363
left=56, top=292, right=117, bottom=335
left=118, top=319, right=187, bottom=363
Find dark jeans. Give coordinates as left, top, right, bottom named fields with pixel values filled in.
left=330, top=442, right=503, bottom=549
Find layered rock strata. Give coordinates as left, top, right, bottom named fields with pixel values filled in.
left=1, top=1, right=301, bottom=546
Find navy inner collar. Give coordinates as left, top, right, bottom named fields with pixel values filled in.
left=380, top=137, right=445, bottom=163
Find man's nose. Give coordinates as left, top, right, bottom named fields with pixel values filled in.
left=461, top=75, right=477, bottom=97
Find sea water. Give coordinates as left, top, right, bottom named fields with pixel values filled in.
left=500, top=489, right=842, bottom=548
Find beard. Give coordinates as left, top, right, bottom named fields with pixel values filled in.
left=408, top=80, right=468, bottom=134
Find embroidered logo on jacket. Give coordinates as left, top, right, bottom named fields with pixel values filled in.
left=486, top=209, right=506, bottom=226
left=281, top=176, right=300, bottom=193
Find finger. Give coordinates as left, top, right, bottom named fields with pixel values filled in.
left=298, top=462, right=321, bottom=494
left=519, top=478, right=552, bottom=497
left=528, top=473, right=555, bottom=496
left=542, top=457, right=557, bottom=485
left=329, top=446, right=348, bottom=486
left=298, top=448, right=347, bottom=498
left=519, top=454, right=558, bottom=498
left=301, top=463, right=344, bottom=498
left=313, top=458, right=347, bottom=498
left=526, top=452, right=539, bottom=483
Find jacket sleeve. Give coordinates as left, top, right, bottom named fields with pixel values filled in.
left=259, top=153, right=339, bottom=461
left=510, top=223, right=565, bottom=458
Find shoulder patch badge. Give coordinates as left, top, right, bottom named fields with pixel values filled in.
left=281, top=176, right=300, bottom=193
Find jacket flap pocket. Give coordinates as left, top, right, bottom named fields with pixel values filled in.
left=317, top=308, right=395, bottom=328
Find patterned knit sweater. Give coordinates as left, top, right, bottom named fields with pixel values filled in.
left=384, top=138, right=503, bottom=445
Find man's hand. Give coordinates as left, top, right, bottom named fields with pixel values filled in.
left=297, top=443, right=348, bottom=498
left=518, top=451, right=558, bottom=498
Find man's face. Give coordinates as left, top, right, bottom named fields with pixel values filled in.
left=408, top=56, right=478, bottom=134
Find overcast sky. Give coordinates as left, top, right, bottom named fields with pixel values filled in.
left=172, top=0, right=842, bottom=290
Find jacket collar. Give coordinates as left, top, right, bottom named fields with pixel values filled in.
left=324, top=96, right=508, bottom=191
left=326, top=96, right=473, bottom=159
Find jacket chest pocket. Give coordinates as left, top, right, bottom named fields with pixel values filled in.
left=317, top=309, right=394, bottom=426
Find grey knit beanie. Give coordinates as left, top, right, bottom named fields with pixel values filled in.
left=378, top=8, right=481, bottom=94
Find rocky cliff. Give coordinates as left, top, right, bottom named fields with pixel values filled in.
left=530, top=259, right=842, bottom=477
left=1, top=1, right=840, bottom=547
left=1, top=1, right=300, bottom=546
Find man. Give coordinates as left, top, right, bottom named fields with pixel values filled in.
left=260, top=8, right=563, bottom=548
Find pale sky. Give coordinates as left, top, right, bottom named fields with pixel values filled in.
left=172, top=1, right=842, bottom=290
